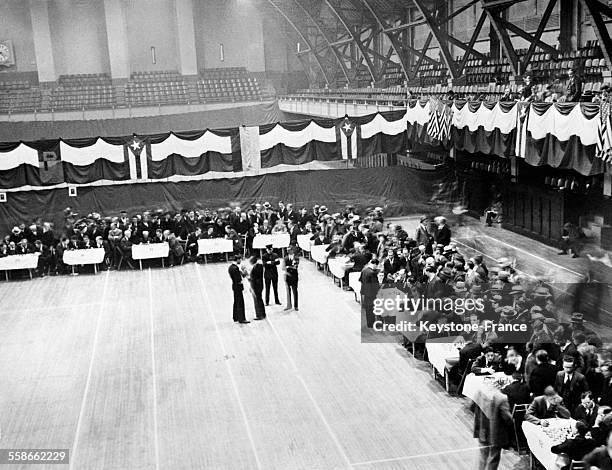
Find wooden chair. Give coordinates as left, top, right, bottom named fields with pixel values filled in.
left=511, top=403, right=529, bottom=454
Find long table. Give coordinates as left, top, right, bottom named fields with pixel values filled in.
left=327, top=257, right=354, bottom=286
left=425, top=337, right=461, bottom=382
left=197, top=238, right=233, bottom=262
left=63, top=248, right=106, bottom=274
left=297, top=234, right=312, bottom=253
left=522, top=419, right=576, bottom=470
left=348, top=272, right=361, bottom=301
left=310, top=244, right=329, bottom=265
left=462, top=372, right=513, bottom=419
left=252, top=234, right=290, bottom=250
left=132, top=243, right=170, bottom=269
left=0, top=253, right=40, bottom=280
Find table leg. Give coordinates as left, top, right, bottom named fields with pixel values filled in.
left=29, top=269, right=32, bottom=280
left=204, top=254, right=208, bottom=264
left=139, top=260, right=142, bottom=270
left=162, top=257, right=165, bottom=268
left=225, top=253, right=229, bottom=262
left=5, top=271, right=8, bottom=282
left=94, top=264, right=98, bottom=275
left=71, top=265, right=75, bottom=276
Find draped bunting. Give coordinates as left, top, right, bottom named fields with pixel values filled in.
left=0, top=100, right=610, bottom=191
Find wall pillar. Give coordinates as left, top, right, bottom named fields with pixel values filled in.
left=174, top=0, right=198, bottom=76
left=29, top=0, right=56, bottom=83
left=104, top=0, right=130, bottom=80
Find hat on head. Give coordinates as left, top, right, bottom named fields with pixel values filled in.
left=490, top=280, right=505, bottom=291
left=530, top=305, right=543, bottom=314
left=470, top=284, right=483, bottom=294
left=571, top=312, right=584, bottom=323
left=263, top=202, right=271, bottom=208
left=498, top=257, right=512, bottom=268
left=374, top=207, right=383, bottom=211
left=491, top=294, right=503, bottom=303
left=454, top=281, right=467, bottom=293
left=531, top=312, right=545, bottom=322
left=439, top=268, right=453, bottom=281
left=498, top=271, right=510, bottom=281
left=501, top=307, right=516, bottom=319
left=419, top=215, right=428, bottom=223
left=532, top=286, right=552, bottom=298
left=320, top=206, right=328, bottom=212
left=510, top=285, right=524, bottom=296
left=265, top=243, right=273, bottom=249
left=11, top=226, right=20, bottom=234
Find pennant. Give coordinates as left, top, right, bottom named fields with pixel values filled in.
left=125, top=135, right=148, bottom=180
left=38, top=143, right=64, bottom=185
left=336, top=117, right=359, bottom=159
left=597, top=101, right=612, bottom=164
left=427, top=98, right=453, bottom=144
left=515, top=102, right=530, bottom=159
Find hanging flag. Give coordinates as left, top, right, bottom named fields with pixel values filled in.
left=597, top=101, right=612, bottom=164
left=427, top=98, right=453, bottom=144
left=125, top=135, right=148, bottom=180
left=336, top=117, right=360, bottom=159
left=38, top=143, right=64, bottom=185
left=515, top=102, right=530, bottom=159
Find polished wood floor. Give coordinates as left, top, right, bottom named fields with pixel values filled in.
left=3, top=217, right=596, bottom=469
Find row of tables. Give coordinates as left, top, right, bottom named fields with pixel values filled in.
left=0, top=235, right=296, bottom=278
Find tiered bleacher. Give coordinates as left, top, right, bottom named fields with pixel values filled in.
left=197, top=67, right=261, bottom=103
left=125, top=70, right=189, bottom=107
left=50, top=73, right=115, bottom=110
left=0, top=80, right=42, bottom=113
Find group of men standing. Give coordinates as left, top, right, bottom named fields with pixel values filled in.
left=228, top=244, right=300, bottom=324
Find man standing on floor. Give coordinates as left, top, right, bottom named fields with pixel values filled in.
left=249, top=255, right=266, bottom=320
left=360, top=258, right=380, bottom=329
left=228, top=255, right=249, bottom=324
left=262, top=244, right=281, bottom=306
left=283, top=247, right=300, bottom=311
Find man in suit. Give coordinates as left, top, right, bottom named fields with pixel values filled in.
left=471, top=347, right=503, bottom=375
left=529, top=350, right=558, bottom=397
left=565, top=68, right=582, bottom=103
left=575, top=391, right=599, bottom=428
left=525, top=386, right=571, bottom=425
left=424, top=266, right=444, bottom=300
left=556, top=356, right=590, bottom=415
left=473, top=390, right=514, bottom=470
left=283, top=247, right=299, bottom=311
left=584, top=430, right=612, bottom=470
left=359, top=258, right=380, bottom=329
left=228, top=255, right=249, bottom=324
left=551, top=420, right=597, bottom=467
left=249, top=255, right=266, bottom=320
left=262, top=244, right=281, bottom=306
left=435, top=217, right=451, bottom=248
left=502, top=372, right=531, bottom=412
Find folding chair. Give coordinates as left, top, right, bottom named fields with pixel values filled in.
left=512, top=403, right=529, bottom=454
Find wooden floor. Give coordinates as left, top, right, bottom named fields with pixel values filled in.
left=0, top=247, right=530, bottom=470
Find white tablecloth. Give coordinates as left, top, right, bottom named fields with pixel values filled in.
left=132, top=243, right=170, bottom=260
left=197, top=238, right=233, bottom=254
left=522, top=420, right=576, bottom=470
left=425, top=338, right=461, bottom=376
left=297, top=235, right=312, bottom=252
left=63, top=248, right=105, bottom=265
left=328, top=257, right=354, bottom=279
left=310, top=244, right=329, bottom=264
left=348, top=272, right=361, bottom=294
left=0, top=253, right=40, bottom=270
left=253, top=234, right=290, bottom=249
left=463, top=372, right=513, bottom=419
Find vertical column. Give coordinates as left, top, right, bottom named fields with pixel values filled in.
left=28, top=0, right=56, bottom=83
left=559, top=0, right=577, bottom=53
left=174, top=0, right=198, bottom=76
left=104, top=0, right=130, bottom=80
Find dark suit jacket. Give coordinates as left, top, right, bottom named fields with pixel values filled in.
left=262, top=252, right=280, bottom=279
left=551, top=435, right=597, bottom=462
left=502, top=381, right=531, bottom=412
left=359, top=267, right=380, bottom=298
left=583, top=446, right=612, bottom=470
left=250, top=263, right=264, bottom=292
left=283, top=255, right=299, bottom=284
left=471, top=355, right=503, bottom=375
left=529, top=363, right=558, bottom=396
left=435, top=225, right=451, bottom=246
left=574, top=403, right=598, bottom=428
left=555, top=371, right=589, bottom=412
left=228, top=263, right=243, bottom=291
left=524, top=396, right=571, bottom=424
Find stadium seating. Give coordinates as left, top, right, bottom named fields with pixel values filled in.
left=50, top=73, right=115, bottom=111
left=125, top=70, right=189, bottom=107
left=0, top=80, right=42, bottom=113
left=197, top=67, right=262, bottom=103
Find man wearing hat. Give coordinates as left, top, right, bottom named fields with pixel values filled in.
left=415, top=216, right=432, bottom=253
left=262, top=244, right=281, bottom=306
left=249, top=255, right=266, bottom=320
left=283, top=246, right=300, bottom=311
left=228, top=255, right=249, bottom=324
left=359, top=258, right=380, bottom=329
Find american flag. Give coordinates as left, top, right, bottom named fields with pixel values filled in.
left=427, top=97, right=453, bottom=144
left=597, top=101, right=612, bottom=163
